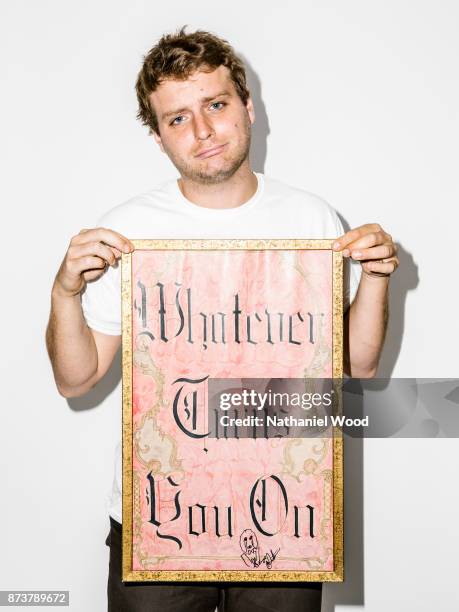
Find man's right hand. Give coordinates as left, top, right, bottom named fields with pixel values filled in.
left=53, top=228, right=135, bottom=298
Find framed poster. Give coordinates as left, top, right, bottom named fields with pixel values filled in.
left=121, top=239, right=343, bottom=582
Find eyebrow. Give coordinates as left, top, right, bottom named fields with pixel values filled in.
left=161, top=91, right=231, bottom=121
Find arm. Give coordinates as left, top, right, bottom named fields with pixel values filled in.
left=46, top=290, right=121, bottom=397
left=343, top=274, right=389, bottom=377
left=46, top=228, right=134, bottom=398
left=333, top=223, right=398, bottom=378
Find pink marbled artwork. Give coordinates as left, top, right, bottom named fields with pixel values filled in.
left=130, top=249, right=336, bottom=574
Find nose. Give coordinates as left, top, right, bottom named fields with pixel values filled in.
left=193, top=111, right=214, bottom=140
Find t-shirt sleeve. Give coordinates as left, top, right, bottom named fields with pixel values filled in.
left=331, top=211, right=362, bottom=311
left=80, top=214, right=122, bottom=336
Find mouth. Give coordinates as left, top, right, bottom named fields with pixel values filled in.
left=195, top=143, right=227, bottom=159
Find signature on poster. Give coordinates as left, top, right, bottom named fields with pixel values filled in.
left=240, top=529, right=280, bottom=569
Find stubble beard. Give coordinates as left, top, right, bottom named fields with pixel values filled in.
left=166, top=117, right=252, bottom=186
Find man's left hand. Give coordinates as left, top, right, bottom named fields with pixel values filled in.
left=332, top=223, right=399, bottom=277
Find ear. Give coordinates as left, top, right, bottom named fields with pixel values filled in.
left=153, top=130, right=165, bottom=153
left=246, top=97, right=256, bottom=125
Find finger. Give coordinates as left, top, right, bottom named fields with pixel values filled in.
left=83, top=269, right=106, bottom=282
left=68, top=242, right=117, bottom=266
left=71, top=227, right=134, bottom=252
left=344, top=232, right=389, bottom=255
left=362, top=258, right=399, bottom=275
left=350, top=243, right=396, bottom=261
left=332, top=224, right=382, bottom=251
left=93, top=244, right=122, bottom=260
left=66, top=255, right=107, bottom=277
left=110, top=247, right=122, bottom=259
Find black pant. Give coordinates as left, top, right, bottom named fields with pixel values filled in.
left=106, top=517, right=322, bottom=612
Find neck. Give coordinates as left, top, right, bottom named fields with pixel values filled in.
left=178, top=161, right=257, bottom=209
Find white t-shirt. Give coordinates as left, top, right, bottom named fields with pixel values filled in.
left=81, top=172, right=361, bottom=523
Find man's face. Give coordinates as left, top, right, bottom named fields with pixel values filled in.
left=149, top=65, right=255, bottom=184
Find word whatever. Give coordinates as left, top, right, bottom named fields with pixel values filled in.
left=135, top=281, right=322, bottom=349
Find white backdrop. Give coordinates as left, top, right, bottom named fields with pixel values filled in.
left=2, top=1, right=458, bottom=611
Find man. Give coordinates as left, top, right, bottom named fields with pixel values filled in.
left=46, top=28, right=398, bottom=612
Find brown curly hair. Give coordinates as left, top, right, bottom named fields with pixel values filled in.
left=135, top=27, right=250, bottom=134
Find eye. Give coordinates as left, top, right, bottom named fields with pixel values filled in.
left=210, top=101, right=226, bottom=111
left=170, top=115, right=186, bottom=126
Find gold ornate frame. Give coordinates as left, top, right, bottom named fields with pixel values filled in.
left=121, top=239, right=343, bottom=582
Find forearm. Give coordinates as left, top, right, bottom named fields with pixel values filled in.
left=46, top=283, right=98, bottom=396
left=344, top=273, right=389, bottom=378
